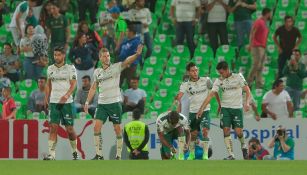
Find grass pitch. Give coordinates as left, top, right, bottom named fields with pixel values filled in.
left=0, top=160, right=306, bottom=175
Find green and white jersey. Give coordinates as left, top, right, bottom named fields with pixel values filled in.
left=156, top=111, right=189, bottom=134
left=94, top=62, right=123, bottom=104
left=212, top=73, right=247, bottom=109
left=180, top=77, right=212, bottom=113
left=47, top=64, right=77, bottom=104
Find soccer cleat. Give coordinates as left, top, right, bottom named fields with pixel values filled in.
left=223, top=155, right=235, bottom=160
left=242, top=148, right=248, bottom=160
left=115, top=156, right=121, bottom=160
left=91, top=154, right=104, bottom=160
left=178, top=153, right=184, bottom=160
left=72, top=152, right=79, bottom=160
left=43, top=154, right=55, bottom=160
left=187, top=153, right=195, bottom=160
left=202, top=154, right=209, bottom=160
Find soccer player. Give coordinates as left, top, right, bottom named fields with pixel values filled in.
left=44, top=46, right=79, bottom=160
left=84, top=45, right=143, bottom=160
left=156, top=110, right=191, bottom=160
left=176, top=62, right=220, bottom=160
left=197, top=61, right=251, bottom=160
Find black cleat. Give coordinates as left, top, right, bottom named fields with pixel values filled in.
left=72, top=152, right=79, bottom=160
left=223, top=155, right=235, bottom=160
left=115, top=156, right=121, bottom=160
left=242, top=148, right=249, bottom=160
left=91, top=154, right=104, bottom=160
left=43, top=154, right=55, bottom=160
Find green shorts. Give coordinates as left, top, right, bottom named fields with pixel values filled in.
left=220, top=107, right=243, bottom=129
left=189, top=111, right=210, bottom=131
left=95, top=102, right=122, bottom=124
left=48, top=103, right=75, bottom=126
left=160, top=130, right=179, bottom=157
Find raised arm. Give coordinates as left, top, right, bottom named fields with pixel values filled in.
left=121, top=44, right=143, bottom=69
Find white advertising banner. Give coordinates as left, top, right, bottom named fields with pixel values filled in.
left=0, top=118, right=306, bottom=160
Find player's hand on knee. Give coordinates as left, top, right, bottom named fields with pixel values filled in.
left=170, top=146, right=177, bottom=154
left=196, top=110, right=203, bottom=119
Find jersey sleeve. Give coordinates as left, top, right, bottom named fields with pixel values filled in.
left=93, top=69, right=98, bottom=82
left=156, top=117, right=164, bottom=133
left=211, top=79, right=220, bottom=92
left=179, top=82, right=188, bottom=93
left=69, top=65, right=77, bottom=80
left=114, top=62, right=123, bottom=74
left=262, top=92, right=269, bottom=104
left=238, top=73, right=248, bottom=87
left=285, top=91, right=292, bottom=102
left=206, top=78, right=213, bottom=90
left=19, top=2, right=28, bottom=13
left=47, top=66, right=51, bottom=79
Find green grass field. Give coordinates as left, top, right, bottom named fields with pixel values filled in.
left=1, top=160, right=307, bottom=175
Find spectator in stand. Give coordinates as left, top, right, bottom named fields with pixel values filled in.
left=283, top=49, right=307, bottom=111
left=100, top=0, right=117, bottom=55
left=74, top=75, right=98, bottom=118
left=26, top=7, right=39, bottom=27
left=0, top=66, right=10, bottom=102
left=77, top=21, right=103, bottom=50
left=27, top=76, right=48, bottom=115
left=229, top=0, right=256, bottom=50
left=145, top=0, right=157, bottom=13
left=109, top=6, right=127, bottom=55
left=206, top=0, right=229, bottom=55
left=129, top=0, right=152, bottom=59
left=9, top=0, right=36, bottom=47
left=170, top=0, right=201, bottom=58
left=118, top=25, right=142, bottom=87
left=123, top=77, right=146, bottom=114
left=248, top=137, right=269, bottom=160
left=0, top=43, right=21, bottom=83
left=31, top=25, right=49, bottom=67
left=0, top=0, right=9, bottom=27
left=78, top=0, right=101, bottom=24
left=247, top=8, right=271, bottom=88
left=69, top=33, right=98, bottom=89
left=199, top=0, right=208, bottom=35
left=121, top=0, right=136, bottom=10
left=46, top=1, right=70, bottom=62
left=273, top=15, right=302, bottom=78
left=20, top=24, right=43, bottom=80
left=39, top=1, right=53, bottom=31
left=1, top=87, right=16, bottom=120
left=262, top=79, right=293, bottom=120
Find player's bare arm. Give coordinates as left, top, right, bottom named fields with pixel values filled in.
left=196, top=91, right=215, bottom=118
left=242, top=85, right=251, bottom=112
left=121, top=44, right=143, bottom=69
left=59, top=79, right=76, bottom=104
left=84, top=81, right=98, bottom=113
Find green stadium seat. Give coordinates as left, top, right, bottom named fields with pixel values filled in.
left=171, top=45, right=190, bottom=58
left=164, top=65, right=186, bottom=79
left=154, top=34, right=173, bottom=51
left=216, top=45, right=236, bottom=69
left=19, top=79, right=38, bottom=96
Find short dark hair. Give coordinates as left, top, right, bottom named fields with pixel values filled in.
left=127, top=24, right=137, bottom=34
left=99, top=48, right=109, bottom=55
left=0, top=65, right=5, bottom=71
left=53, top=46, right=65, bottom=54
left=216, top=61, right=229, bottom=70
left=284, top=15, right=293, bottom=21
left=186, top=62, right=196, bottom=71
left=82, top=75, right=91, bottom=81
left=272, top=79, right=283, bottom=89
left=131, top=76, right=139, bottom=81
left=132, top=108, right=142, bottom=120
left=248, top=137, right=260, bottom=145
left=50, top=1, right=60, bottom=8
left=262, top=7, right=271, bottom=16
left=168, top=111, right=180, bottom=125
left=2, top=86, right=11, bottom=93
left=38, top=76, right=47, bottom=81
left=293, top=49, right=301, bottom=55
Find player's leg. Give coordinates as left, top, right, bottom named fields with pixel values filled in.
left=160, top=133, right=173, bottom=160
left=187, top=113, right=198, bottom=160
left=200, top=111, right=210, bottom=160
left=62, top=103, right=79, bottom=160
left=176, top=126, right=186, bottom=160
left=221, top=108, right=235, bottom=160
left=45, top=103, right=60, bottom=160
left=92, top=104, right=107, bottom=160
left=232, top=108, right=248, bottom=159
left=110, top=102, right=123, bottom=160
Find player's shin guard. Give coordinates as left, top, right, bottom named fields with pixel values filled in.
left=188, top=141, right=195, bottom=160
left=94, top=133, right=103, bottom=156
left=224, top=136, right=234, bottom=157
left=178, top=136, right=185, bottom=160
left=200, top=138, right=210, bottom=160
left=69, top=139, right=77, bottom=153
left=48, top=140, right=57, bottom=158
left=116, top=135, right=123, bottom=159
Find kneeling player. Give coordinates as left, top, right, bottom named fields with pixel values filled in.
left=156, top=111, right=191, bottom=160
